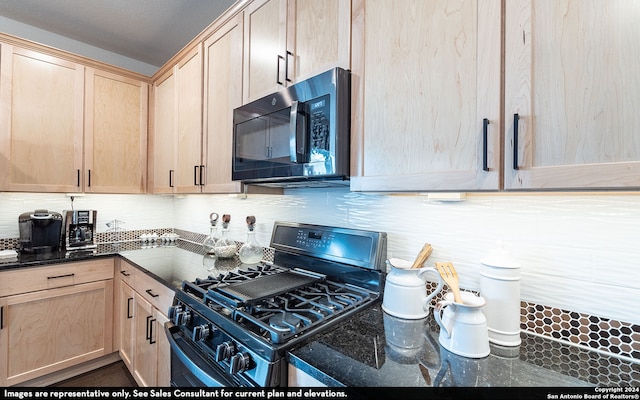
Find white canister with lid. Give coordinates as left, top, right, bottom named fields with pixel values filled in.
left=479, top=241, right=521, bottom=346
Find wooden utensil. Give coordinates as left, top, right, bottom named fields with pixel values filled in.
left=435, top=262, right=463, bottom=303
left=410, top=243, right=433, bottom=269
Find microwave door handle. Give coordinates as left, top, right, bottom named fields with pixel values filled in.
left=289, top=101, right=307, bottom=163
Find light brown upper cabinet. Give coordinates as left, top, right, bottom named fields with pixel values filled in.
left=0, top=41, right=148, bottom=193
left=349, top=0, right=502, bottom=192
left=504, top=0, right=640, bottom=190
left=0, top=44, right=85, bottom=193
left=84, top=68, right=148, bottom=193
left=149, top=45, right=204, bottom=194
left=243, top=0, right=351, bottom=103
left=202, top=14, right=244, bottom=193
left=150, top=67, right=177, bottom=194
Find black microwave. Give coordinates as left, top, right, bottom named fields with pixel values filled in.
left=232, top=67, right=351, bottom=187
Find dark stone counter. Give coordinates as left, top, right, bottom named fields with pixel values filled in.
left=3, top=243, right=637, bottom=389
left=289, top=305, right=638, bottom=388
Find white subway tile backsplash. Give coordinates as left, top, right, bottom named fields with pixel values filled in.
left=2, top=189, right=640, bottom=328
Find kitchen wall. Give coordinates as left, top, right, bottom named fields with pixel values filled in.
left=0, top=15, right=158, bottom=76
left=2, top=189, right=639, bottom=330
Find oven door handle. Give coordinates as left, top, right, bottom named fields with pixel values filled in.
left=165, top=322, right=233, bottom=387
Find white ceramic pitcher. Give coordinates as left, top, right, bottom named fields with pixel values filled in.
left=434, top=291, right=490, bottom=358
left=382, top=258, right=444, bottom=319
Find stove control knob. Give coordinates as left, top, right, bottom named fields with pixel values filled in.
left=174, top=310, right=191, bottom=326
left=192, top=324, right=211, bottom=341
left=230, top=352, right=252, bottom=374
left=215, top=341, right=236, bottom=362
left=167, top=305, right=183, bottom=320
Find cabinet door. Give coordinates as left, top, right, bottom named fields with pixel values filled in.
left=504, top=0, right=640, bottom=189
left=133, top=294, right=156, bottom=387
left=84, top=68, right=148, bottom=193
left=118, top=281, right=135, bottom=372
left=244, top=0, right=287, bottom=101
left=350, top=0, right=501, bottom=192
left=154, top=310, right=171, bottom=387
left=0, top=280, right=113, bottom=386
left=202, top=14, right=244, bottom=193
left=0, top=44, right=84, bottom=193
left=175, top=45, right=205, bottom=193
left=287, top=0, right=351, bottom=81
left=150, top=68, right=178, bottom=194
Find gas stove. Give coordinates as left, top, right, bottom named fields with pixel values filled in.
left=165, top=222, right=387, bottom=387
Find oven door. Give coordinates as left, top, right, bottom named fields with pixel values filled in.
left=165, top=323, right=235, bottom=387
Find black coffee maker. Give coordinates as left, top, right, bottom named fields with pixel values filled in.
left=18, top=210, right=63, bottom=253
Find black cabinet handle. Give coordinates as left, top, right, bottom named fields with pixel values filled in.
left=149, top=318, right=157, bottom=344
left=169, top=169, right=174, bottom=188
left=120, top=270, right=130, bottom=277
left=285, top=51, right=293, bottom=82
left=482, top=118, right=490, bottom=171
left=276, top=54, right=284, bottom=85
left=199, top=165, right=205, bottom=186
left=126, top=297, right=133, bottom=319
left=146, top=315, right=153, bottom=341
left=513, top=113, right=520, bottom=170
left=1, top=306, right=4, bottom=330
left=193, top=165, right=198, bottom=186
left=76, top=169, right=81, bottom=187
left=146, top=289, right=159, bottom=298
left=47, top=273, right=75, bottom=280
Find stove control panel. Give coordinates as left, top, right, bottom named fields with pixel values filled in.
left=169, top=297, right=265, bottom=384
left=168, top=304, right=192, bottom=326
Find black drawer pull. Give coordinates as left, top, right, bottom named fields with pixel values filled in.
left=146, top=289, right=159, bottom=298
left=47, top=273, right=75, bottom=280
left=120, top=270, right=131, bottom=277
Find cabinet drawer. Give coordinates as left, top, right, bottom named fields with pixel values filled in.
left=134, top=270, right=174, bottom=317
left=0, top=258, right=115, bottom=297
left=117, top=259, right=136, bottom=286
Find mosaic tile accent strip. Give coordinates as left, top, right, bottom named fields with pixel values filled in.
left=95, top=228, right=174, bottom=244
left=0, top=238, right=19, bottom=251
left=521, top=301, right=640, bottom=363
left=520, top=331, right=640, bottom=387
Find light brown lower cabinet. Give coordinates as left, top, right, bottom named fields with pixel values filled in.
left=0, top=259, right=114, bottom=386
left=116, top=260, right=172, bottom=387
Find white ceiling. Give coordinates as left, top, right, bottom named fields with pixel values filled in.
left=0, top=0, right=236, bottom=69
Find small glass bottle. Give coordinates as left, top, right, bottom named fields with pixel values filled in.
left=239, top=216, right=263, bottom=265
left=202, top=212, right=219, bottom=254
left=213, top=214, right=236, bottom=259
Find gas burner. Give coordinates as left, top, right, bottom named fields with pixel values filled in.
left=269, top=312, right=302, bottom=332
left=314, top=296, right=339, bottom=310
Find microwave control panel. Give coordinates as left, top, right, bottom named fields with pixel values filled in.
left=309, top=94, right=330, bottom=151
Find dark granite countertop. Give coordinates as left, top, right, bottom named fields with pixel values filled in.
left=2, top=243, right=636, bottom=389
left=0, top=241, right=222, bottom=291
left=289, top=305, right=637, bottom=388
